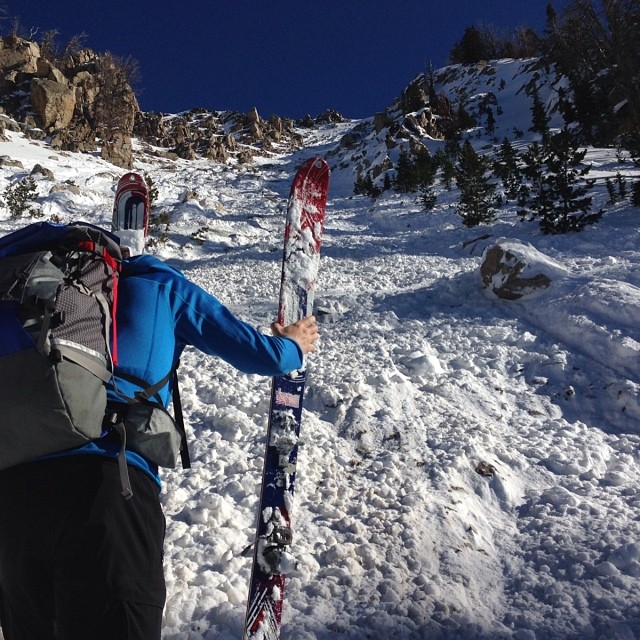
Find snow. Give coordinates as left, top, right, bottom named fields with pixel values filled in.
left=1, top=58, right=640, bottom=639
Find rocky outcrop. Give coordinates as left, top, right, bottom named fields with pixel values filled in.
left=0, top=35, right=327, bottom=166
left=0, top=36, right=137, bottom=167
left=133, top=106, right=304, bottom=162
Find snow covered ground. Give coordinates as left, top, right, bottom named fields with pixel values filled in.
left=1, top=64, right=639, bottom=639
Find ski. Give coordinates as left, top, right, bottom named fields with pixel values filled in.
left=243, top=157, right=330, bottom=640
left=112, top=172, right=150, bottom=254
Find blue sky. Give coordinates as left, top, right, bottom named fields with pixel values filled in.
left=7, top=1, right=567, bottom=119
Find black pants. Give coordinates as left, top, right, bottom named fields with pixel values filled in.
left=0, top=456, right=166, bottom=640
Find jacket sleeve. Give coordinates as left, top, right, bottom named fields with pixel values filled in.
left=170, top=274, right=304, bottom=376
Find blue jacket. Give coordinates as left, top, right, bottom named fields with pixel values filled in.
left=63, top=254, right=304, bottom=483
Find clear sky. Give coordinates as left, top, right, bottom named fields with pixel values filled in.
left=6, top=1, right=567, bottom=119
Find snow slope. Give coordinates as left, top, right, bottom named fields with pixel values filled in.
left=0, top=59, right=639, bottom=640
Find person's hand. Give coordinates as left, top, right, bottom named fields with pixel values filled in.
left=271, top=315, right=319, bottom=354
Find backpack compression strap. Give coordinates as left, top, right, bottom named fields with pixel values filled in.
left=114, top=366, right=191, bottom=469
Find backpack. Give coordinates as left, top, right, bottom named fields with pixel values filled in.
left=0, top=221, right=190, bottom=497
left=0, top=222, right=122, bottom=470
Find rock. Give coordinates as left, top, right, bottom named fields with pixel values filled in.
left=480, top=240, right=561, bottom=300
left=30, top=78, right=76, bottom=130
left=339, top=132, right=362, bottom=149
left=181, top=189, right=199, bottom=203
left=0, top=36, right=40, bottom=74
left=0, top=156, right=23, bottom=168
left=101, top=134, right=133, bottom=169
left=315, top=109, right=344, bottom=124
left=49, top=182, right=82, bottom=196
left=246, top=107, right=262, bottom=124
left=205, top=140, right=228, bottom=162
left=0, top=115, right=21, bottom=132
left=374, top=111, right=394, bottom=133
left=30, top=164, right=55, bottom=180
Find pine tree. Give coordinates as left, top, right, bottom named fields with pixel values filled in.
left=436, top=142, right=460, bottom=191
left=518, top=126, right=602, bottom=233
left=457, top=103, right=476, bottom=131
left=419, top=185, right=437, bottom=211
left=393, top=146, right=438, bottom=194
left=394, top=149, right=417, bottom=193
left=414, top=146, right=438, bottom=189
left=354, top=173, right=382, bottom=199
left=427, top=64, right=439, bottom=111
left=449, top=25, right=495, bottom=64
left=517, top=140, right=549, bottom=221
left=493, top=138, right=522, bottom=200
left=529, top=81, right=550, bottom=142
left=441, top=158, right=456, bottom=190
left=538, top=127, right=602, bottom=233
left=455, top=140, right=497, bottom=227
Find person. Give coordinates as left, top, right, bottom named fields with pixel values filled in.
left=0, top=236, right=319, bottom=639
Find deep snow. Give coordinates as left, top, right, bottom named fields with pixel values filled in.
left=0, top=58, right=639, bottom=640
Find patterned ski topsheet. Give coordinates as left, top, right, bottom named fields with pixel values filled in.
left=112, top=172, right=149, bottom=233
left=243, top=157, right=330, bottom=640
left=278, top=158, right=330, bottom=326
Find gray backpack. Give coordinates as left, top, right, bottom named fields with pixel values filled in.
left=0, top=222, right=122, bottom=470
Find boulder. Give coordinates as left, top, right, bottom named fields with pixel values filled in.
left=0, top=37, right=40, bottom=74
left=30, top=78, right=76, bottom=130
left=246, top=107, right=262, bottom=124
left=373, top=111, right=394, bottom=133
left=30, top=163, right=55, bottom=180
left=480, top=240, right=568, bottom=300
left=101, top=134, right=133, bottom=169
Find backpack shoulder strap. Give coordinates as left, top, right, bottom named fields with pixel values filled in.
left=171, top=368, right=191, bottom=469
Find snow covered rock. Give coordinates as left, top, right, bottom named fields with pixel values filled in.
left=480, top=239, right=567, bottom=300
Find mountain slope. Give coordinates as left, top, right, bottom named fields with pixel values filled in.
left=0, top=58, right=639, bottom=640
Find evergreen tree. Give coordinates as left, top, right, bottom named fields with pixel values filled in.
left=541, top=0, right=640, bottom=145
left=436, top=141, right=460, bottom=190
left=427, top=64, right=439, bottom=111
left=457, top=103, right=476, bottom=132
left=394, top=149, right=418, bottom=193
left=455, top=140, right=497, bottom=227
left=419, top=185, right=437, bottom=211
left=449, top=25, right=495, bottom=64
left=529, top=81, right=550, bottom=142
left=605, top=172, right=626, bottom=205
left=517, top=140, right=550, bottom=221
left=354, top=173, right=382, bottom=199
left=538, top=127, right=602, bottom=233
left=493, top=138, right=522, bottom=200
left=622, top=130, right=640, bottom=166
left=414, top=146, right=438, bottom=189
left=393, top=146, right=438, bottom=194
left=616, top=172, right=628, bottom=199
left=518, top=128, right=602, bottom=233
left=144, top=173, right=159, bottom=208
